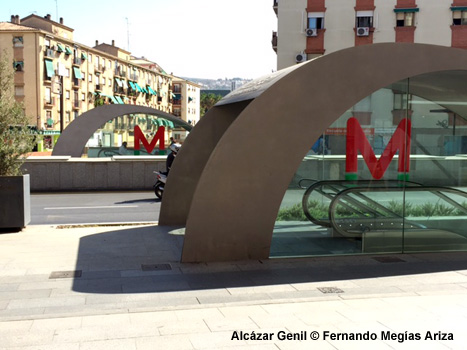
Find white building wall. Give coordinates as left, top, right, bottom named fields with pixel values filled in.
left=277, top=0, right=307, bottom=70
left=415, top=0, right=452, bottom=46
left=324, top=0, right=356, bottom=55
left=276, top=0, right=459, bottom=70
left=373, top=0, right=397, bottom=44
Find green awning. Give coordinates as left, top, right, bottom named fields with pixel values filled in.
left=81, top=52, right=87, bottom=60
left=109, top=96, right=118, bottom=104
left=44, top=59, right=55, bottom=78
left=56, top=43, right=65, bottom=52
left=134, top=83, right=144, bottom=93
left=451, top=6, right=467, bottom=11
left=173, top=93, right=182, bottom=100
left=72, top=66, right=82, bottom=79
left=128, top=81, right=137, bottom=91
left=121, top=80, right=128, bottom=89
left=115, top=78, right=123, bottom=87
left=171, top=92, right=176, bottom=98
left=393, top=8, right=419, bottom=13
left=147, top=86, right=157, bottom=95
left=115, top=96, right=124, bottom=104
left=65, top=46, right=73, bottom=55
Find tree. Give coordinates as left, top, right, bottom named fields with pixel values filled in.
left=200, top=92, right=223, bottom=117
left=0, top=50, right=36, bottom=176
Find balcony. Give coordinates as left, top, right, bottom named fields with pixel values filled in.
left=73, top=57, right=82, bottom=65
left=72, top=100, right=81, bottom=109
left=44, top=97, right=55, bottom=107
left=94, top=64, right=102, bottom=73
left=272, top=31, right=277, bottom=52
left=72, top=78, right=81, bottom=88
left=95, top=84, right=102, bottom=91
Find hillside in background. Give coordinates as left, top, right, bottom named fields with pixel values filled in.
left=182, top=77, right=252, bottom=91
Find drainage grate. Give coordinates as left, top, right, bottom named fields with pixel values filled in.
left=141, top=263, right=172, bottom=271
left=318, top=287, right=344, bottom=294
left=372, top=256, right=406, bottom=263
left=49, top=270, right=82, bottom=279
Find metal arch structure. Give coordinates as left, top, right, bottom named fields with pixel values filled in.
left=159, top=43, right=467, bottom=263
left=52, top=104, right=192, bottom=157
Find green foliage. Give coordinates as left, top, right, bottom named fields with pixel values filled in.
left=200, top=92, right=223, bottom=117
left=277, top=203, right=308, bottom=221
left=277, top=199, right=467, bottom=221
left=0, top=50, right=36, bottom=176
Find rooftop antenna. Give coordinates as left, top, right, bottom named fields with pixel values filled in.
left=55, top=0, right=58, bottom=21
left=125, top=17, right=130, bottom=51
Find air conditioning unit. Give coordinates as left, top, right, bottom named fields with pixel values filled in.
left=306, top=28, right=318, bottom=37
left=356, top=27, right=370, bottom=36
left=295, top=52, right=307, bottom=63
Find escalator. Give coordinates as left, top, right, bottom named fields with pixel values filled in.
left=301, top=180, right=467, bottom=254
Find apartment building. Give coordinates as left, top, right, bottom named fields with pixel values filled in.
left=273, top=0, right=467, bottom=70
left=0, top=14, right=198, bottom=153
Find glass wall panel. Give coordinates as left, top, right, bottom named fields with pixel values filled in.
left=271, top=71, right=467, bottom=258
left=271, top=80, right=410, bottom=257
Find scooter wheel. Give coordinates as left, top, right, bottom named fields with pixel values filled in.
left=154, top=185, right=163, bottom=199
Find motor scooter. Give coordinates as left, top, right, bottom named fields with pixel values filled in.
left=153, top=171, right=167, bottom=199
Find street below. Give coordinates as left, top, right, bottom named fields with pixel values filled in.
left=31, top=191, right=159, bottom=225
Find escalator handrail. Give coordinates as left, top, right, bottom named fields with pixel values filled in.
left=302, top=179, right=422, bottom=227
left=329, top=186, right=467, bottom=237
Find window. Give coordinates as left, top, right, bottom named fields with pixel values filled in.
left=88, top=74, right=92, bottom=83
left=453, top=10, right=467, bottom=25
left=13, top=36, right=23, bottom=47
left=89, top=53, right=92, bottom=63
left=81, top=93, right=85, bottom=101
left=14, top=61, right=24, bottom=71
left=45, top=39, right=50, bottom=47
left=356, top=11, right=373, bottom=28
left=45, top=87, right=51, bottom=104
left=307, top=12, right=324, bottom=29
left=108, top=78, right=112, bottom=87
left=65, top=68, right=70, bottom=77
left=66, top=90, right=70, bottom=99
left=66, top=111, right=71, bottom=123
left=393, top=92, right=411, bottom=110
left=46, top=111, right=53, bottom=128
left=396, top=12, right=415, bottom=27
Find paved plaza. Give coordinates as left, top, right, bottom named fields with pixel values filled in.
left=1, top=224, right=467, bottom=349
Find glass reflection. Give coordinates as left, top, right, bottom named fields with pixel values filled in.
left=272, top=71, right=467, bottom=258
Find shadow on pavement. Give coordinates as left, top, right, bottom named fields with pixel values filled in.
left=72, top=225, right=467, bottom=294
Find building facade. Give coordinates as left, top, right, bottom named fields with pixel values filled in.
left=273, top=0, right=467, bottom=69
left=0, top=14, right=199, bottom=153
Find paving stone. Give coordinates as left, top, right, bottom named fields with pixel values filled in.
left=0, top=289, right=51, bottom=301
left=79, top=338, right=137, bottom=350
left=136, top=334, right=194, bottom=350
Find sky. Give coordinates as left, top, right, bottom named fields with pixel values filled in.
left=5, top=0, right=278, bottom=80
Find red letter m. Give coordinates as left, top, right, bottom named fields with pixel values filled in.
left=134, top=125, right=165, bottom=155
left=345, top=117, right=411, bottom=180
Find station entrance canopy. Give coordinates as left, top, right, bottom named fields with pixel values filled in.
left=159, top=43, right=467, bottom=262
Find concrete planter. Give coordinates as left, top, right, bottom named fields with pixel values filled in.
left=0, top=174, right=31, bottom=230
